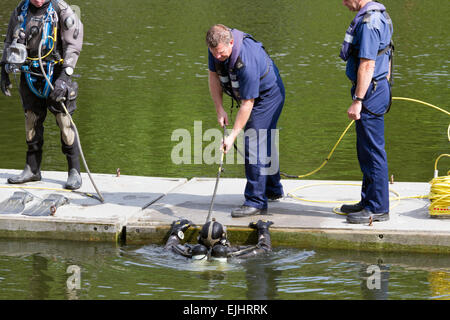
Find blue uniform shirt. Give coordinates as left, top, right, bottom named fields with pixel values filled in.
left=346, top=11, right=393, bottom=82
left=208, top=37, right=278, bottom=101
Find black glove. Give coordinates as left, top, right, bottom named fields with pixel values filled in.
left=249, top=220, right=273, bottom=231
left=50, top=72, right=70, bottom=102
left=1, top=63, right=12, bottom=96
left=170, top=219, right=192, bottom=235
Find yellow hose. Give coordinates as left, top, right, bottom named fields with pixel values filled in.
left=391, top=97, right=450, bottom=116
left=287, top=182, right=402, bottom=215
left=429, top=154, right=450, bottom=217
left=286, top=97, right=450, bottom=217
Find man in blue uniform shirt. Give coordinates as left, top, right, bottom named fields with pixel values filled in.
left=206, top=24, right=285, bottom=217
left=339, top=0, right=394, bottom=223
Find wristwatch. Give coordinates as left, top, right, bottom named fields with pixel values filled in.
left=64, top=67, right=74, bottom=76
left=352, top=94, right=364, bottom=102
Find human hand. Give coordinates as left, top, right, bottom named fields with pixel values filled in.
left=249, top=220, right=274, bottom=230
left=347, top=101, right=362, bottom=120
left=50, top=74, right=70, bottom=102
left=172, top=219, right=192, bottom=233
left=221, top=133, right=235, bottom=154
left=216, top=108, right=229, bottom=127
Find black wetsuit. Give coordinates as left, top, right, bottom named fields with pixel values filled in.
left=164, top=225, right=272, bottom=259
left=1, top=0, right=83, bottom=176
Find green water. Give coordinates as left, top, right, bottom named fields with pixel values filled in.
left=0, top=239, right=449, bottom=300
left=0, top=0, right=448, bottom=181
left=0, top=0, right=449, bottom=300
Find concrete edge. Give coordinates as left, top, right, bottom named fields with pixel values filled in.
left=0, top=216, right=449, bottom=254
left=124, top=224, right=450, bottom=254
left=0, top=215, right=125, bottom=242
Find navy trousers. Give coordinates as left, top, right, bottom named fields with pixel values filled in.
left=243, top=71, right=285, bottom=209
left=352, top=78, right=390, bottom=213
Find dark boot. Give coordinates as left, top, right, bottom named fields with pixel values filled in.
left=231, top=205, right=268, bottom=218
left=340, top=202, right=364, bottom=214
left=7, top=164, right=41, bottom=184
left=59, top=118, right=81, bottom=190
left=267, top=193, right=283, bottom=202
left=346, top=209, right=389, bottom=224
left=10, top=133, right=44, bottom=185
left=64, top=168, right=82, bottom=190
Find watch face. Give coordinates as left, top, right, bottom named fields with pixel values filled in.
left=65, top=67, right=74, bottom=76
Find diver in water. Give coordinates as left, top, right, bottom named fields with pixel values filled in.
left=164, top=218, right=273, bottom=261
left=1, top=0, right=83, bottom=190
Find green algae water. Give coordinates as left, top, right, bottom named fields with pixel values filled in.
left=0, top=0, right=449, bottom=301
left=0, top=239, right=449, bottom=300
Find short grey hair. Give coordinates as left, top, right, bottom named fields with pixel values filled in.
left=206, top=24, right=233, bottom=48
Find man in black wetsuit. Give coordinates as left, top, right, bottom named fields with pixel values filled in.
left=1, top=0, right=83, bottom=190
left=164, top=218, right=273, bottom=261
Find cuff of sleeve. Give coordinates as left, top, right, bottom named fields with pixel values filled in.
left=58, top=72, right=71, bottom=82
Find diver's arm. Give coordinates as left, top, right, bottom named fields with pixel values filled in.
left=164, top=235, right=194, bottom=258
left=228, top=220, right=273, bottom=259
left=227, top=245, right=268, bottom=259
left=57, top=1, right=83, bottom=70
left=164, top=234, right=182, bottom=250
left=1, top=9, right=19, bottom=64
left=164, top=219, right=194, bottom=258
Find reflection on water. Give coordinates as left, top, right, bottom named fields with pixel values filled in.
left=0, top=239, right=449, bottom=300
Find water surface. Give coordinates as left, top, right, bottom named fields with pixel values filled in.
left=0, top=239, right=449, bottom=300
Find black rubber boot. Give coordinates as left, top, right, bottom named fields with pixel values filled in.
left=7, top=164, right=41, bottom=184
left=64, top=168, right=82, bottom=190
left=11, top=118, right=44, bottom=185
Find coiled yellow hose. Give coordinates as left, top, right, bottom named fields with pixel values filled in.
left=285, top=97, right=450, bottom=217
left=429, top=154, right=450, bottom=217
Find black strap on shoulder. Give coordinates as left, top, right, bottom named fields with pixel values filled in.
left=241, top=34, right=271, bottom=80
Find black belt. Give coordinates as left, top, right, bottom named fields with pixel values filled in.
left=351, top=77, right=387, bottom=88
